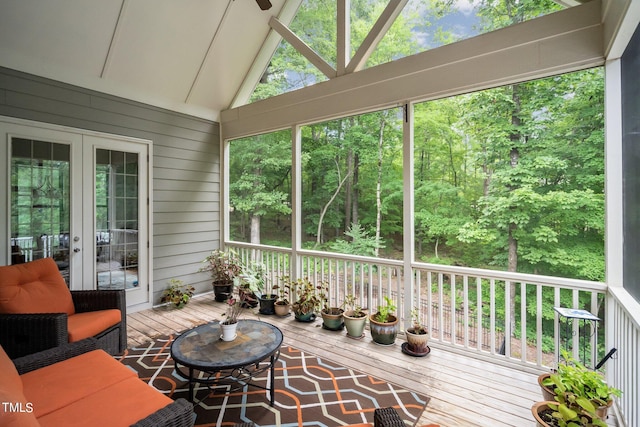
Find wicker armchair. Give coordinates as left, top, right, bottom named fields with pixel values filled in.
left=11, top=338, right=194, bottom=427
left=0, top=258, right=127, bottom=358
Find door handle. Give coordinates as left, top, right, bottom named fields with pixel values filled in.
left=73, top=248, right=81, bottom=253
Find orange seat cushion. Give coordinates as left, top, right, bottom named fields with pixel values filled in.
left=0, top=346, right=40, bottom=427
left=67, top=309, right=121, bottom=343
left=21, top=349, right=136, bottom=418
left=0, top=258, right=75, bottom=316
left=37, top=376, right=173, bottom=427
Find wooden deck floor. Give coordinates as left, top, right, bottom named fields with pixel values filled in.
left=126, top=292, right=542, bottom=427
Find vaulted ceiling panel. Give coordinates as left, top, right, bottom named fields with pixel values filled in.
left=0, top=0, right=122, bottom=77
left=103, top=0, right=226, bottom=105
left=0, top=0, right=290, bottom=121
left=187, top=0, right=287, bottom=113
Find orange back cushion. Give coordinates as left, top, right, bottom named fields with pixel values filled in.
left=0, top=258, right=75, bottom=316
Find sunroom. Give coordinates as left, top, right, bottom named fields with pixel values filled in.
left=0, top=0, right=639, bottom=426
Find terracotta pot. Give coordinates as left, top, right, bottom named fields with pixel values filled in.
left=369, top=314, right=398, bottom=345
left=343, top=310, right=367, bottom=338
left=274, top=301, right=290, bottom=316
left=537, top=373, right=613, bottom=419
left=531, top=401, right=555, bottom=427
left=538, top=373, right=556, bottom=401
left=406, top=327, right=429, bottom=353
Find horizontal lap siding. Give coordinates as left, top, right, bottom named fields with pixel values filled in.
left=0, top=67, right=220, bottom=305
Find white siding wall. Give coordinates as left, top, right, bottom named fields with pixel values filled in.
left=0, top=67, right=220, bottom=305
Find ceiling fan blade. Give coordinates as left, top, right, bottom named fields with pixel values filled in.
left=256, top=0, right=272, bottom=10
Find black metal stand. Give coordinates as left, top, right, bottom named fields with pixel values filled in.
left=554, top=307, right=600, bottom=369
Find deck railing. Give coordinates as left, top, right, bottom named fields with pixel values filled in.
left=229, top=243, right=609, bottom=366
left=227, top=242, right=636, bottom=425
left=607, top=287, right=640, bottom=427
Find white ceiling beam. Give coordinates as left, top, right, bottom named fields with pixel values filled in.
left=221, top=1, right=604, bottom=139
left=346, top=0, right=408, bottom=74
left=269, top=15, right=337, bottom=79
left=337, top=0, right=350, bottom=76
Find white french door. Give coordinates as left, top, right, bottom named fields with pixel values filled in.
left=1, top=117, right=150, bottom=308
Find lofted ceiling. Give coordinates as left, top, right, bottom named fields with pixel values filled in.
left=0, top=0, right=299, bottom=121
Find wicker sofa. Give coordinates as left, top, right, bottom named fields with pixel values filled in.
left=0, top=258, right=127, bottom=358
left=0, top=338, right=193, bottom=427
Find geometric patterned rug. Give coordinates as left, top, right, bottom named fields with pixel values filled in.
left=116, top=334, right=429, bottom=426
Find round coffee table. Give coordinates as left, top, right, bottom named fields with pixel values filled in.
left=170, top=319, right=283, bottom=404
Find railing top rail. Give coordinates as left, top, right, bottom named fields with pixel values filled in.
left=413, top=261, right=606, bottom=291
left=226, top=241, right=606, bottom=292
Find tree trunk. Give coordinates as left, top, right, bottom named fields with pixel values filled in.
left=250, top=214, right=260, bottom=245
left=345, top=148, right=353, bottom=231
left=507, top=84, right=522, bottom=348
left=352, top=153, right=360, bottom=225
left=375, top=118, right=386, bottom=257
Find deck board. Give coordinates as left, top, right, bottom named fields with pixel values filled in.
left=126, top=293, right=542, bottom=427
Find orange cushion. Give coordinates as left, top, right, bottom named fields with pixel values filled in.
left=0, top=346, right=40, bottom=427
left=37, top=376, right=173, bottom=427
left=0, top=258, right=75, bottom=316
left=21, top=349, right=136, bottom=418
left=67, top=309, right=121, bottom=343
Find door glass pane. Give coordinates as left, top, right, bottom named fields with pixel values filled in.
left=10, top=138, right=71, bottom=284
left=95, top=149, right=139, bottom=290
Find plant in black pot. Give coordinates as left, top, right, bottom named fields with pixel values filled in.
left=288, top=277, right=328, bottom=322
left=199, top=249, right=243, bottom=302
left=369, top=296, right=399, bottom=345
left=238, top=261, right=275, bottom=314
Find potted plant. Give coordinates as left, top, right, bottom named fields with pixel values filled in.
left=288, top=277, right=328, bottom=322
left=369, top=296, right=399, bottom=345
left=532, top=399, right=607, bottom=427
left=220, top=287, right=247, bottom=342
left=236, top=260, right=272, bottom=313
left=342, top=293, right=367, bottom=338
left=160, top=279, right=195, bottom=309
left=272, top=281, right=291, bottom=316
left=404, top=307, right=429, bottom=354
left=199, top=249, right=242, bottom=302
left=321, top=297, right=344, bottom=331
left=538, top=350, right=621, bottom=420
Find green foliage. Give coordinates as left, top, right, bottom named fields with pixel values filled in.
left=232, top=2, right=605, bottom=286
left=286, top=277, right=329, bottom=315
left=329, top=222, right=384, bottom=257
left=161, top=279, right=195, bottom=308
left=373, top=296, right=397, bottom=323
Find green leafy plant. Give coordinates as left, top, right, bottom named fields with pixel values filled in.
left=199, top=249, right=242, bottom=282
left=539, top=350, right=621, bottom=426
left=543, top=350, right=622, bottom=408
left=161, top=279, right=195, bottom=308
left=372, top=296, right=396, bottom=323
left=234, top=260, right=267, bottom=298
left=286, top=277, right=328, bottom=315
left=408, top=307, right=427, bottom=334
left=341, top=293, right=366, bottom=318
left=272, top=282, right=290, bottom=305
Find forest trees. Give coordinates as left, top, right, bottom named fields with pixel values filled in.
left=228, top=0, right=605, bottom=284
